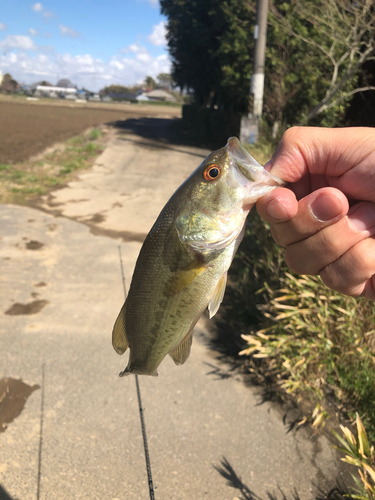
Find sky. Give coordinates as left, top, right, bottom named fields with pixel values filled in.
left=0, top=0, right=170, bottom=91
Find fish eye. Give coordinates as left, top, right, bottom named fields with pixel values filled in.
left=204, top=164, right=221, bottom=181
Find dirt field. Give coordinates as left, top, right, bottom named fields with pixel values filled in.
left=0, top=97, right=181, bottom=164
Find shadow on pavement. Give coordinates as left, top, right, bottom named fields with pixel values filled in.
left=214, top=457, right=348, bottom=500
left=214, top=457, right=260, bottom=500
left=109, top=116, right=219, bottom=152
left=0, top=485, right=19, bottom=500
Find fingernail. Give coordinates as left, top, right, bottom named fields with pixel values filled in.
left=348, top=205, right=375, bottom=232
left=310, top=194, right=343, bottom=222
left=266, top=199, right=288, bottom=220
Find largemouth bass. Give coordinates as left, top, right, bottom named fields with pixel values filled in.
left=112, top=137, right=283, bottom=376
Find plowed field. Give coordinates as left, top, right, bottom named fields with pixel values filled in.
left=0, top=98, right=181, bottom=164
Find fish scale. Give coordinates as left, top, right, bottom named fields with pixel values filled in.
left=112, top=137, right=284, bottom=376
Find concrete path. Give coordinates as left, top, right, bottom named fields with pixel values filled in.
left=0, top=119, right=350, bottom=499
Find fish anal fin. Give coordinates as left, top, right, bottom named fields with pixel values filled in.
left=163, top=259, right=206, bottom=297
left=112, top=301, right=129, bottom=355
left=208, top=271, right=227, bottom=319
left=169, top=331, right=193, bottom=365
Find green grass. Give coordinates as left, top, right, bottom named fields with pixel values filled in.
left=88, top=128, right=101, bottom=140
left=0, top=127, right=107, bottom=204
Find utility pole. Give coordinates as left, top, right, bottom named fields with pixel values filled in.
left=240, top=0, right=269, bottom=144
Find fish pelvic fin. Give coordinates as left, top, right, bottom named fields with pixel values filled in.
left=112, top=301, right=129, bottom=355
left=208, top=271, right=227, bottom=319
left=169, top=331, right=193, bottom=366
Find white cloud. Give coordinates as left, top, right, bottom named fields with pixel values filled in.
left=0, top=48, right=171, bottom=90
left=0, top=24, right=171, bottom=90
left=148, top=21, right=166, bottom=47
left=59, top=24, right=80, bottom=38
left=0, top=35, right=37, bottom=51
left=148, top=0, right=159, bottom=6
left=32, top=3, right=43, bottom=11
left=136, top=52, right=152, bottom=63
left=45, top=32, right=51, bottom=38
left=43, top=11, right=56, bottom=19
left=0, top=23, right=7, bottom=31
left=121, top=43, right=148, bottom=55
left=110, top=60, right=124, bottom=70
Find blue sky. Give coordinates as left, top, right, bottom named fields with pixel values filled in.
left=0, top=0, right=170, bottom=90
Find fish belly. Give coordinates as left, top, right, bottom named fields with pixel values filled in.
left=123, top=240, right=234, bottom=376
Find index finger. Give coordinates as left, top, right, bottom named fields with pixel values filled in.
left=267, top=126, right=375, bottom=183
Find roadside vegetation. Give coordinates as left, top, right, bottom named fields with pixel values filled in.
left=0, top=128, right=107, bottom=204
left=219, top=212, right=375, bottom=498
left=160, top=1, right=375, bottom=496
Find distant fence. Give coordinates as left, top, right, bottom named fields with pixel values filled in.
left=182, top=104, right=241, bottom=146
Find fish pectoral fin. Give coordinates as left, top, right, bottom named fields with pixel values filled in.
left=163, top=259, right=206, bottom=297
left=208, top=271, right=227, bottom=319
left=169, top=331, right=193, bottom=365
left=112, top=301, right=129, bottom=355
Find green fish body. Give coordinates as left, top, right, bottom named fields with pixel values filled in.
left=112, top=137, right=283, bottom=376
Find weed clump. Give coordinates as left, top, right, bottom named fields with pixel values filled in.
left=226, top=213, right=375, bottom=438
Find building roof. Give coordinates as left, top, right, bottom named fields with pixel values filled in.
left=36, top=85, right=77, bottom=93
left=146, top=89, right=175, bottom=101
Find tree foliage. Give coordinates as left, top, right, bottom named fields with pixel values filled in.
left=271, top=0, right=375, bottom=126
left=100, top=84, right=140, bottom=96
left=0, top=73, right=18, bottom=94
left=160, top=0, right=255, bottom=113
left=156, top=72, right=173, bottom=89
left=161, top=0, right=375, bottom=130
left=144, top=75, right=156, bottom=90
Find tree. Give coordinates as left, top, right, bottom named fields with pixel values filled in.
left=56, top=78, right=75, bottom=88
left=100, top=84, right=139, bottom=96
left=160, top=0, right=255, bottom=113
left=271, top=0, right=375, bottom=123
left=1, top=73, right=18, bottom=94
left=161, top=0, right=375, bottom=133
left=144, top=76, right=156, bottom=90
left=157, top=73, right=173, bottom=89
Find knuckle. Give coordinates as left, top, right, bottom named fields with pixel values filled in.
left=320, top=266, right=361, bottom=297
left=319, top=267, right=338, bottom=291
left=282, top=126, right=303, bottom=144
left=284, top=248, right=306, bottom=275
left=270, top=225, right=285, bottom=246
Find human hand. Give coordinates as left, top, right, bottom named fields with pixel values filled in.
left=256, top=126, right=375, bottom=301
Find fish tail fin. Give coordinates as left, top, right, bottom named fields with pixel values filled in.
left=112, top=301, right=129, bottom=355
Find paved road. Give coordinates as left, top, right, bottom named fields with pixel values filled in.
left=0, top=118, right=351, bottom=499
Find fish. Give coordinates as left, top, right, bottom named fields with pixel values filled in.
left=112, top=137, right=284, bottom=377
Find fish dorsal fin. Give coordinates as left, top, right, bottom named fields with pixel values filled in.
left=112, top=301, right=129, bottom=355
left=169, top=331, right=193, bottom=365
left=163, top=259, right=206, bottom=297
left=208, top=271, right=227, bottom=319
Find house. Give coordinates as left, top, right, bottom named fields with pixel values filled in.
left=34, top=85, right=78, bottom=99
left=145, top=89, right=176, bottom=102
left=135, top=94, right=149, bottom=101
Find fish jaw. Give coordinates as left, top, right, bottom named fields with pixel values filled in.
left=225, top=136, right=285, bottom=207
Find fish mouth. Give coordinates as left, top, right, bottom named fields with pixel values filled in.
left=225, top=137, right=262, bottom=182
left=226, top=136, right=284, bottom=187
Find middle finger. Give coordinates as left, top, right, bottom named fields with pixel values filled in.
left=284, top=202, right=375, bottom=275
